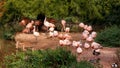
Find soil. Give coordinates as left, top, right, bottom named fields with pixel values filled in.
left=15, top=32, right=119, bottom=68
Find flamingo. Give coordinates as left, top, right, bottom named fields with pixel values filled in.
left=91, top=31, right=97, bottom=38
left=63, top=34, right=71, bottom=40
left=65, top=27, right=70, bottom=33
left=72, top=41, right=80, bottom=47
left=49, top=23, right=55, bottom=28
left=61, top=19, right=66, bottom=32
left=84, top=25, right=88, bottom=30
left=59, top=40, right=64, bottom=46
left=91, top=42, right=101, bottom=49
left=86, top=25, right=92, bottom=31
left=82, top=33, right=88, bottom=40
left=49, top=31, right=54, bottom=37
left=83, top=30, right=89, bottom=35
left=19, top=20, right=26, bottom=26
left=64, top=39, right=72, bottom=46
left=53, top=31, right=58, bottom=37
left=33, top=26, right=40, bottom=44
left=58, top=33, right=64, bottom=39
left=95, top=48, right=101, bottom=53
left=49, top=27, right=54, bottom=32
left=84, top=42, right=90, bottom=49
left=86, top=36, right=94, bottom=42
left=22, top=28, right=29, bottom=33
left=26, top=20, right=34, bottom=33
left=79, top=22, right=85, bottom=28
left=44, top=21, right=50, bottom=31
left=76, top=47, right=83, bottom=54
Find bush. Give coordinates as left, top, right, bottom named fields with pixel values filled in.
left=2, top=23, right=24, bottom=40
left=4, top=50, right=43, bottom=68
left=4, top=47, right=95, bottom=68
left=95, top=25, right=120, bottom=47
left=70, top=60, right=94, bottom=68
left=4, top=47, right=76, bottom=68
left=41, top=47, right=76, bottom=68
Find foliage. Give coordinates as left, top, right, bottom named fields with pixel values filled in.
left=1, top=0, right=120, bottom=24
left=95, top=25, right=120, bottom=47
left=70, top=60, right=95, bottom=68
left=0, top=0, right=120, bottom=40
left=41, top=47, right=76, bottom=68
left=4, top=47, right=95, bottom=68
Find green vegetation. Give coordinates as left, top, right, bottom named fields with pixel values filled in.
left=0, top=0, right=120, bottom=40
left=95, top=25, right=120, bottom=47
left=0, top=0, right=120, bottom=67
left=4, top=47, right=94, bottom=68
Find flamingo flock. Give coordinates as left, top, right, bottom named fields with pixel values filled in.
left=19, top=18, right=102, bottom=54
left=57, top=21, right=102, bottom=54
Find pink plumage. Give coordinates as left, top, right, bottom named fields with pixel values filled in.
left=76, top=47, right=83, bottom=54
left=84, top=25, right=88, bottom=30
left=79, top=23, right=84, bottom=28
left=84, top=42, right=90, bottom=48
left=91, top=31, right=97, bottom=38
left=86, top=25, right=92, bottom=31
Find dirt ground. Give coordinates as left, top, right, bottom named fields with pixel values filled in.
left=15, top=32, right=119, bottom=68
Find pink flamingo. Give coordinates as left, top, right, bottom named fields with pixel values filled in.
left=79, top=22, right=85, bottom=28
left=86, top=25, right=92, bottom=31
left=84, top=42, right=90, bottom=49
left=91, top=31, right=97, bottom=38
left=76, top=47, right=83, bottom=54
left=61, top=19, right=66, bottom=32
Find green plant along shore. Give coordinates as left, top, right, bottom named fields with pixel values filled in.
left=4, top=47, right=94, bottom=68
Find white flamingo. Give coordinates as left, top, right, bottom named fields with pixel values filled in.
left=65, top=27, right=70, bottom=33
left=61, top=19, right=66, bottom=32
left=33, top=26, right=40, bottom=44
left=49, top=27, right=54, bottom=32
left=79, top=22, right=85, bottom=28
left=53, top=31, right=58, bottom=37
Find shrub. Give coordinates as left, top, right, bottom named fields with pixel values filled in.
left=2, top=23, right=24, bottom=40
left=4, top=47, right=76, bottom=68
left=4, top=50, right=43, bottom=68
left=70, top=60, right=94, bottom=68
left=95, top=25, right=120, bottom=47
left=41, top=47, right=76, bottom=68
left=4, top=47, right=95, bottom=68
